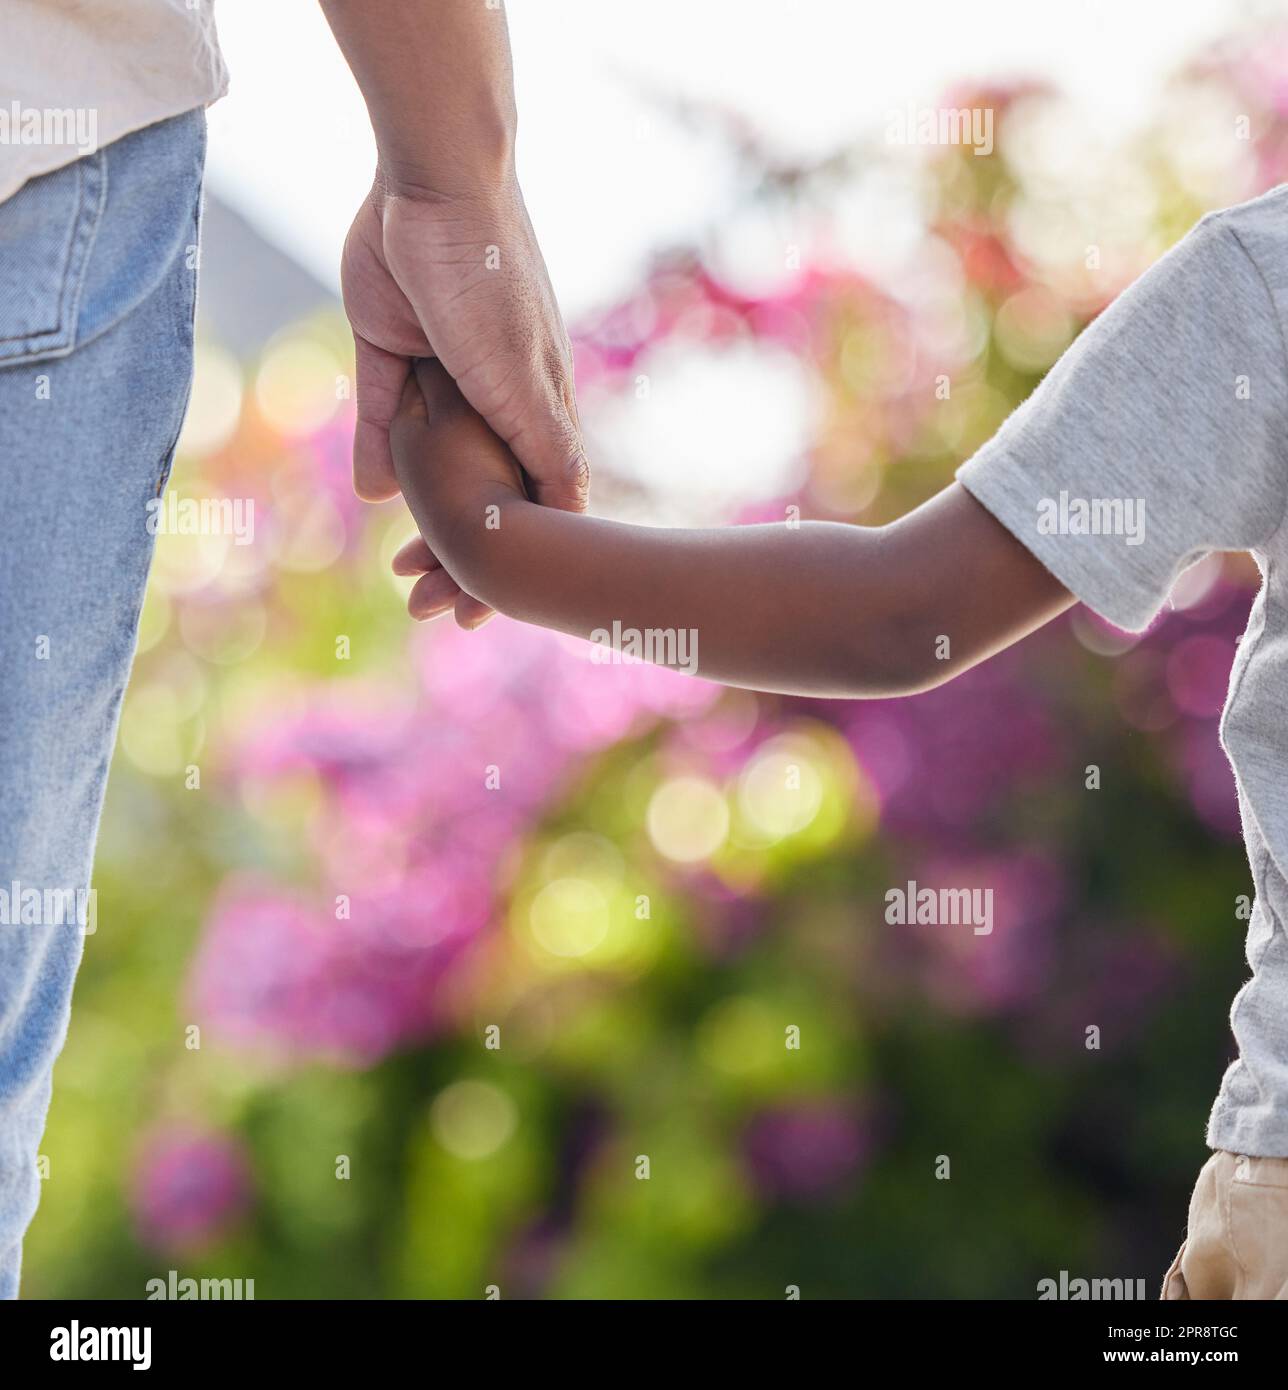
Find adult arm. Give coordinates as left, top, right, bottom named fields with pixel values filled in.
left=321, top=1, right=587, bottom=614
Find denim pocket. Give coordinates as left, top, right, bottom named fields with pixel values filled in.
left=0, top=150, right=106, bottom=365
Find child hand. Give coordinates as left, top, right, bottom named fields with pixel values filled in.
left=389, top=358, right=527, bottom=628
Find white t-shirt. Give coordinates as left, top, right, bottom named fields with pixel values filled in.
left=0, top=0, right=227, bottom=204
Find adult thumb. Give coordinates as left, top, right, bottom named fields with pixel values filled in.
left=506, top=391, right=590, bottom=514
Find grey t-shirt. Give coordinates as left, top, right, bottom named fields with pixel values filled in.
left=958, top=187, right=1288, bottom=1156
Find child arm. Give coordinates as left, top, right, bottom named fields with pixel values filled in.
left=391, top=360, right=1074, bottom=698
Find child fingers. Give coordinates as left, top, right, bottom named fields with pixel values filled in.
left=408, top=567, right=462, bottom=621
left=388, top=370, right=430, bottom=460
left=454, top=592, right=495, bottom=631
left=398, top=367, right=426, bottom=419
left=412, top=356, right=463, bottom=416
left=392, top=534, right=439, bottom=576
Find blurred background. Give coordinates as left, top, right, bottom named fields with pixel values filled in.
left=23, top=0, right=1288, bottom=1297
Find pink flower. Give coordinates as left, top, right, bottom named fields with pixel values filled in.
left=1165, top=634, right=1235, bottom=719
left=192, top=618, right=720, bottom=1064
left=894, top=851, right=1066, bottom=1015
left=839, top=645, right=1065, bottom=842
left=743, top=1101, right=868, bottom=1200
left=188, top=876, right=479, bottom=1063
left=131, top=1126, right=252, bottom=1255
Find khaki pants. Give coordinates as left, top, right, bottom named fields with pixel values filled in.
left=1163, top=1151, right=1288, bottom=1299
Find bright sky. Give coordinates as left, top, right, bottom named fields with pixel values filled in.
left=208, top=0, right=1250, bottom=318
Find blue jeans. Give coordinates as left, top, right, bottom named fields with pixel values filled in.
left=0, top=110, right=206, bottom=1298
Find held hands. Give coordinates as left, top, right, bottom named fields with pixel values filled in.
left=341, top=177, right=588, bottom=623
left=322, top=0, right=584, bottom=622
left=389, top=359, right=527, bottom=628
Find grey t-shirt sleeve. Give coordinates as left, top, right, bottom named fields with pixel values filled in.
left=957, top=214, right=1288, bottom=632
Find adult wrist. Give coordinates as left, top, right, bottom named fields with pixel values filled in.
left=374, top=125, right=516, bottom=206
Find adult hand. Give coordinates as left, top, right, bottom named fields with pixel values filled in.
left=340, top=174, right=587, bottom=623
